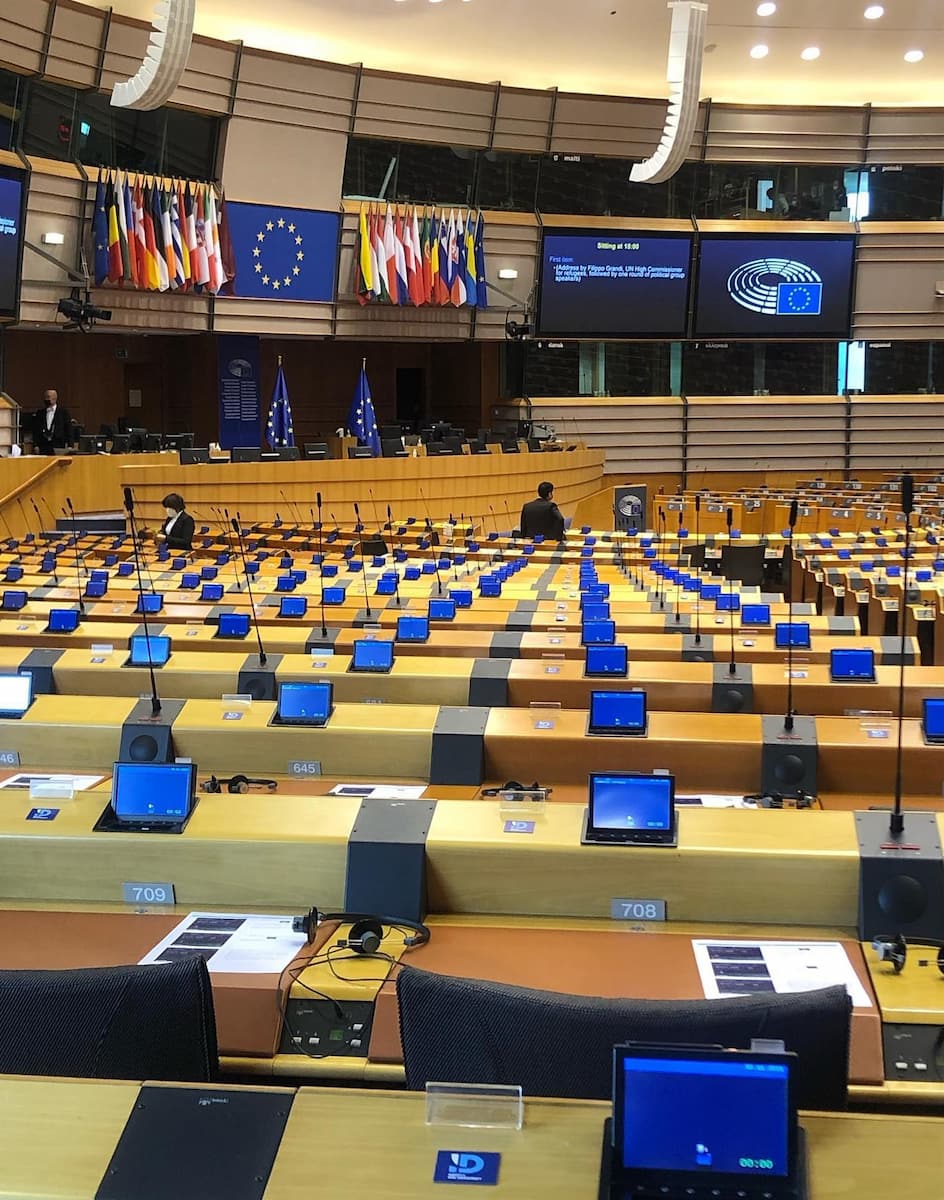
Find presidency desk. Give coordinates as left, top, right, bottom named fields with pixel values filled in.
left=1, top=1082, right=940, bottom=1200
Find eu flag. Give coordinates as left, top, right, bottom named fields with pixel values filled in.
left=92, top=175, right=109, bottom=286
left=777, top=282, right=822, bottom=316
left=266, top=361, right=294, bottom=449
left=348, top=363, right=381, bottom=457
left=222, top=202, right=340, bottom=303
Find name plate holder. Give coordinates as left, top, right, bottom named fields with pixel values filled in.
left=221, top=693, right=253, bottom=711
left=425, top=1082, right=523, bottom=1131
left=30, top=778, right=75, bottom=802
left=498, top=787, right=548, bottom=819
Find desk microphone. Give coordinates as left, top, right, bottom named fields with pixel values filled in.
left=0, top=506, right=17, bottom=547
left=61, top=506, right=84, bottom=612
left=784, top=498, right=799, bottom=733
left=316, top=492, right=328, bottom=638
left=426, top=518, right=444, bottom=595
left=487, top=505, right=503, bottom=559
left=657, top=507, right=666, bottom=609
left=388, top=507, right=402, bottom=607
left=30, top=499, right=49, bottom=545
left=279, top=489, right=303, bottom=533
left=673, top=510, right=683, bottom=625
left=222, top=508, right=244, bottom=591
left=41, top=495, right=58, bottom=534
left=353, top=503, right=373, bottom=619
left=726, top=506, right=737, bottom=676
left=504, top=499, right=517, bottom=546
left=891, top=473, right=914, bottom=837
left=16, top=499, right=35, bottom=543
left=693, top=495, right=702, bottom=645
left=123, top=485, right=161, bottom=717
left=65, top=498, right=86, bottom=576
left=232, top=512, right=267, bottom=667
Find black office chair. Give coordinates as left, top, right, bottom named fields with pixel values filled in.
left=304, top=442, right=331, bottom=460
left=231, top=446, right=262, bottom=463
left=382, top=438, right=408, bottom=458
left=180, top=448, right=211, bottom=465
left=0, top=957, right=218, bottom=1082
left=347, top=446, right=373, bottom=459
left=397, top=968, right=850, bottom=1111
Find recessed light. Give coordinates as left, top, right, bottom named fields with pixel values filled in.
left=750, top=44, right=769, bottom=59
left=801, top=46, right=821, bottom=61
left=863, top=4, right=884, bottom=18
left=756, top=2, right=776, bottom=14
left=904, top=49, right=924, bottom=63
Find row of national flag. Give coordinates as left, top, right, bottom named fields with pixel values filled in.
left=355, top=205, right=488, bottom=308
left=92, top=170, right=233, bottom=294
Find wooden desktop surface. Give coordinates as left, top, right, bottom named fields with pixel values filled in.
left=0, top=1079, right=940, bottom=1200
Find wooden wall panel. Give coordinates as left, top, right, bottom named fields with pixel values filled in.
left=705, top=105, right=869, bottom=165
left=687, top=397, right=847, bottom=474
left=853, top=226, right=944, bottom=341
left=0, top=0, right=49, bottom=74
left=529, top=397, right=684, bottom=475
left=232, top=52, right=355, bottom=133
left=866, top=110, right=944, bottom=166
left=492, top=88, right=554, bottom=154
left=44, top=3, right=108, bottom=89
left=174, top=38, right=241, bottom=117
left=850, top=397, right=944, bottom=472
left=353, top=73, right=493, bottom=148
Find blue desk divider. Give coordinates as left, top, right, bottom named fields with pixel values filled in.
left=372, top=556, right=386, bottom=567
left=404, top=566, right=421, bottom=580
left=117, top=562, right=134, bottom=576
left=245, top=562, right=260, bottom=576
left=180, top=573, right=199, bottom=589
left=321, top=564, right=338, bottom=578
left=346, top=560, right=363, bottom=573
left=201, top=566, right=218, bottom=580
left=394, top=549, right=408, bottom=562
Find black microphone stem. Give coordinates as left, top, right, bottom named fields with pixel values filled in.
left=63, top=507, right=84, bottom=613
left=674, top=511, right=683, bottom=624
left=693, top=495, right=702, bottom=645
left=785, top=498, right=799, bottom=734
left=726, top=508, right=736, bottom=676
left=123, top=486, right=161, bottom=717
left=233, top=512, right=266, bottom=666
left=891, top=473, right=914, bottom=837
left=354, top=503, right=372, bottom=619
left=316, top=492, right=328, bottom=638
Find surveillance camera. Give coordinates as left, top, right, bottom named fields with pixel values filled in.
left=504, top=318, right=532, bottom=341
left=57, top=296, right=112, bottom=331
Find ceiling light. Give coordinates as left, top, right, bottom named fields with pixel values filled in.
left=756, top=2, right=776, bottom=15
left=801, top=46, right=821, bottom=60
left=904, top=49, right=924, bottom=63
left=863, top=5, right=884, bottom=18
left=750, top=44, right=769, bottom=59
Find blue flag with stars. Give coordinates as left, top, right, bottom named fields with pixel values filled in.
left=348, top=364, right=381, bottom=457
left=266, top=362, right=295, bottom=449
left=92, top=175, right=109, bottom=287
left=221, top=202, right=340, bottom=302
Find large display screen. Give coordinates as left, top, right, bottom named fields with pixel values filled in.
left=0, top=164, right=26, bottom=321
left=694, top=233, right=856, bottom=339
left=537, top=229, right=693, bottom=338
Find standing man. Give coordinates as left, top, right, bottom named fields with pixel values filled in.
left=520, top=481, right=565, bottom=542
left=32, top=389, right=71, bottom=455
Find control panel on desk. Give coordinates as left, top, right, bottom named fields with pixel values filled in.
left=883, top=1025, right=944, bottom=1083
left=279, top=998, right=374, bottom=1058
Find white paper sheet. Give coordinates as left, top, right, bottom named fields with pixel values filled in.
left=328, top=783, right=427, bottom=800
left=692, top=939, right=872, bottom=1008
left=138, top=912, right=307, bottom=975
left=0, top=773, right=103, bottom=792
left=676, top=794, right=755, bottom=809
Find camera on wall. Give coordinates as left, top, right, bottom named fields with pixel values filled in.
left=57, top=290, right=112, bottom=332
left=504, top=317, right=533, bottom=341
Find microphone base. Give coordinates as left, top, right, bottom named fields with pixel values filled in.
left=857, top=810, right=944, bottom=941
left=238, top=653, right=283, bottom=702
left=306, top=627, right=341, bottom=653
left=118, top=697, right=185, bottom=765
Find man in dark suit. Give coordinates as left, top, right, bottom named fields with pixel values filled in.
left=160, top=493, right=195, bottom=551
left=32, top=389, right=72, bottom=454
left=520, top=480, right=565, bottom=542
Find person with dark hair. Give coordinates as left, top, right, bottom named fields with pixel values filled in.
left=520, top=480, right=565, bottom=542
left=160, top=492, right=194, bottom=551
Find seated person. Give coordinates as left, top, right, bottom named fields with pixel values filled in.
left=520, top=481, right=565, bottom=542
left=160, top=492, right=195, bottom=551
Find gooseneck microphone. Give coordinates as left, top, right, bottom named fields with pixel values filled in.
left=673, top=510, right=684, bottom=625
left=657, top=507, right=666, bottom=609
left=222, top=509, right=243, bottom=592
left=41, top=495, right=58, bottom=533
left=726, top=506, right=737, bottom=676
left=388, top=506, right=402, bottom=607
left=16, top=498, right=35, bottom=543
left=30, top=499, right=48, bottom=545
left=62, top=505, right=84, bottom=613
left=784, top=498, right=799, bottom=733
left=123, top=486, right=161, bottom=717
left=232, top=513, right=267, bottom=667
left=354, top=503, right=373, bottom=619
left=891, top=473, right=915, bottom=837
left=693, top=495, right=702, bottom=645
left=316, top=492, right=328, bottom=639
left=426, top=518, right=444, bottom=596
left=65, top=497, right=86, bottom=576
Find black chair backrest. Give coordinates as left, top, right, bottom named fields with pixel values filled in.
left=231, top=446, right=262, bottom=463
left=347, top=446, right=372, bottom=459
left=304, top=442, right=331, bottom=460
left=0, top=957, right=218, bottom=1082
left=382, top=439, right=406, bottom=458
left=180, top=448, right=211, bottom=465
left=397, top=967, right=850, bottom=1111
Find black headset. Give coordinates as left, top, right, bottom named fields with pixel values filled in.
left=292, top=907, right=431, bottom=954
left=872, top=934, right=944, bottom=976
left=743, top=790, right=816, bottom=810
left=481, top=780, right=551, bottom=797
left=201, top=775, right=278, bottom=794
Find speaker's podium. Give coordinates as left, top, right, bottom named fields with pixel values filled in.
left=614, top=485, right=648, bottom=533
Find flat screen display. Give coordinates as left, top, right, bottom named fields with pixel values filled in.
left=129, top=635, right=171, bottom=666
left=741, top=604, right=771, bottom=626
left=616, top=1048, right=791, bottom=1178
left=218, top=612, right=250, bottom=638
left=429, top=599, right=457, bottom=621
left=585, top=645, right=628, bottom=677
left=0, top=165, right=26, bottom=320
left=582, top=619, right=616, bottom=646
left=830, top=648, right=875, bottom=681
left=47, top=608, right=79, bottom=632
left=923, top=697, right=944, bottom=742
left=716, top=593, right=740, bottom=612
left=323, top=587, right=345, bottom=605
left=2, top=590, right=27, bottom=610
left=397, top=615, right=430, bottom=642
left=589, top=690, right=647, bottom=735
left=694, top=233, right=856, bottom=339
left=588, top=772, right=674, bottom=832
left=581, top=601, right=611, bottom=622
left=137, top=593, right=164, bottom=614
left=450, top=589, right=473, bottom=608
left=0, top=673, right=32, bottom=716
left=112, top=761, right=195, bottom=824
left=277, top=681, right=332, bottom=725
left=279, top=595, right=308, bottom=618
left=537, top=229, right=692, bottom=337
left=201, top=583, right=224, bottom=602
left=351, top=639, right=394, bottom=673
left=774, top=622, right=811, bottom=649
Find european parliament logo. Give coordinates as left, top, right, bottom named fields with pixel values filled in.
left=433, top=1150, right=501, bottom=1185
left=727, top=257, right=823, bottom=316
left=223, top=201, right=340, bottom=303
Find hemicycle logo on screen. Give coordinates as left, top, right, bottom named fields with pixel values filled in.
left=726, top=257, right=823, bottom=317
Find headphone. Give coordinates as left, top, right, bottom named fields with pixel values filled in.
left=481, top=780, right=551, bottom=797
left=292, top=907, right=431, bottom=953
left=743, top=790, right=816, bottom=810
left=872, top=933, right=944, bottom=976
left=201, top=775, right=278, bottom=794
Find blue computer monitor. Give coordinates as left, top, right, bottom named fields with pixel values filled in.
left=217, top=612, right=251, bottom=638
left=85, top=579, right=107, bottom=599
left=276, top=681, right=333, bottom=727
left=4, top=566, right=22, bottom=582
left=581, top=601, right=611, bottom=623
left=612, top=1044, right=795, bottom=1186
left=200, top=566, right=218, bottom=581
left=450, top=589, right=473, bottom=608
left=774, top=622, right=811, bottom=649
left=128, top=635, right=171, bottom=667
left=351, top=639, right=395, bottom=673
left=111, top=761, right=196, bottom=827
left=701, top=583, right=722, bottom=600
left=479, top=579, right=501, bottom=597
left=323, top=587, right=346, bottom=605
left=47, top=608, right=80, bottom=633
left=429, top=599, right=457, bottom=621
left=715, top=593, right=741, bottom=612
left=276, top=575, right=297, bottom=592
left=2, top=590, right=27, bottom=611
left=830, top=648, right=876, bottom=681
left=0, top=673, right=33, bottom=718
left=179, top=573, right=199, bottom=590
left=585, top=772, right=676, bottom=845
left=375, top=576, right=397, bottom=596
left=279, top=595, right=308, bottom=618
left=397, top=615, right=430, bottom=643
left=741, top=604, right=771, bottom=627
left=201, top=582, right=224, bottom=603
left=582, top=619, right=616, bottom=646
left=588, top=690, right=647, bottom=736
left=136, top=593, right=164, bottom=614
left=922, top=697, right=944, bottom=744
left=584, top=644, right=629, bottom=678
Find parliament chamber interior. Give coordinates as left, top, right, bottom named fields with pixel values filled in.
left=1, top=0, right=944, bottom=1196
